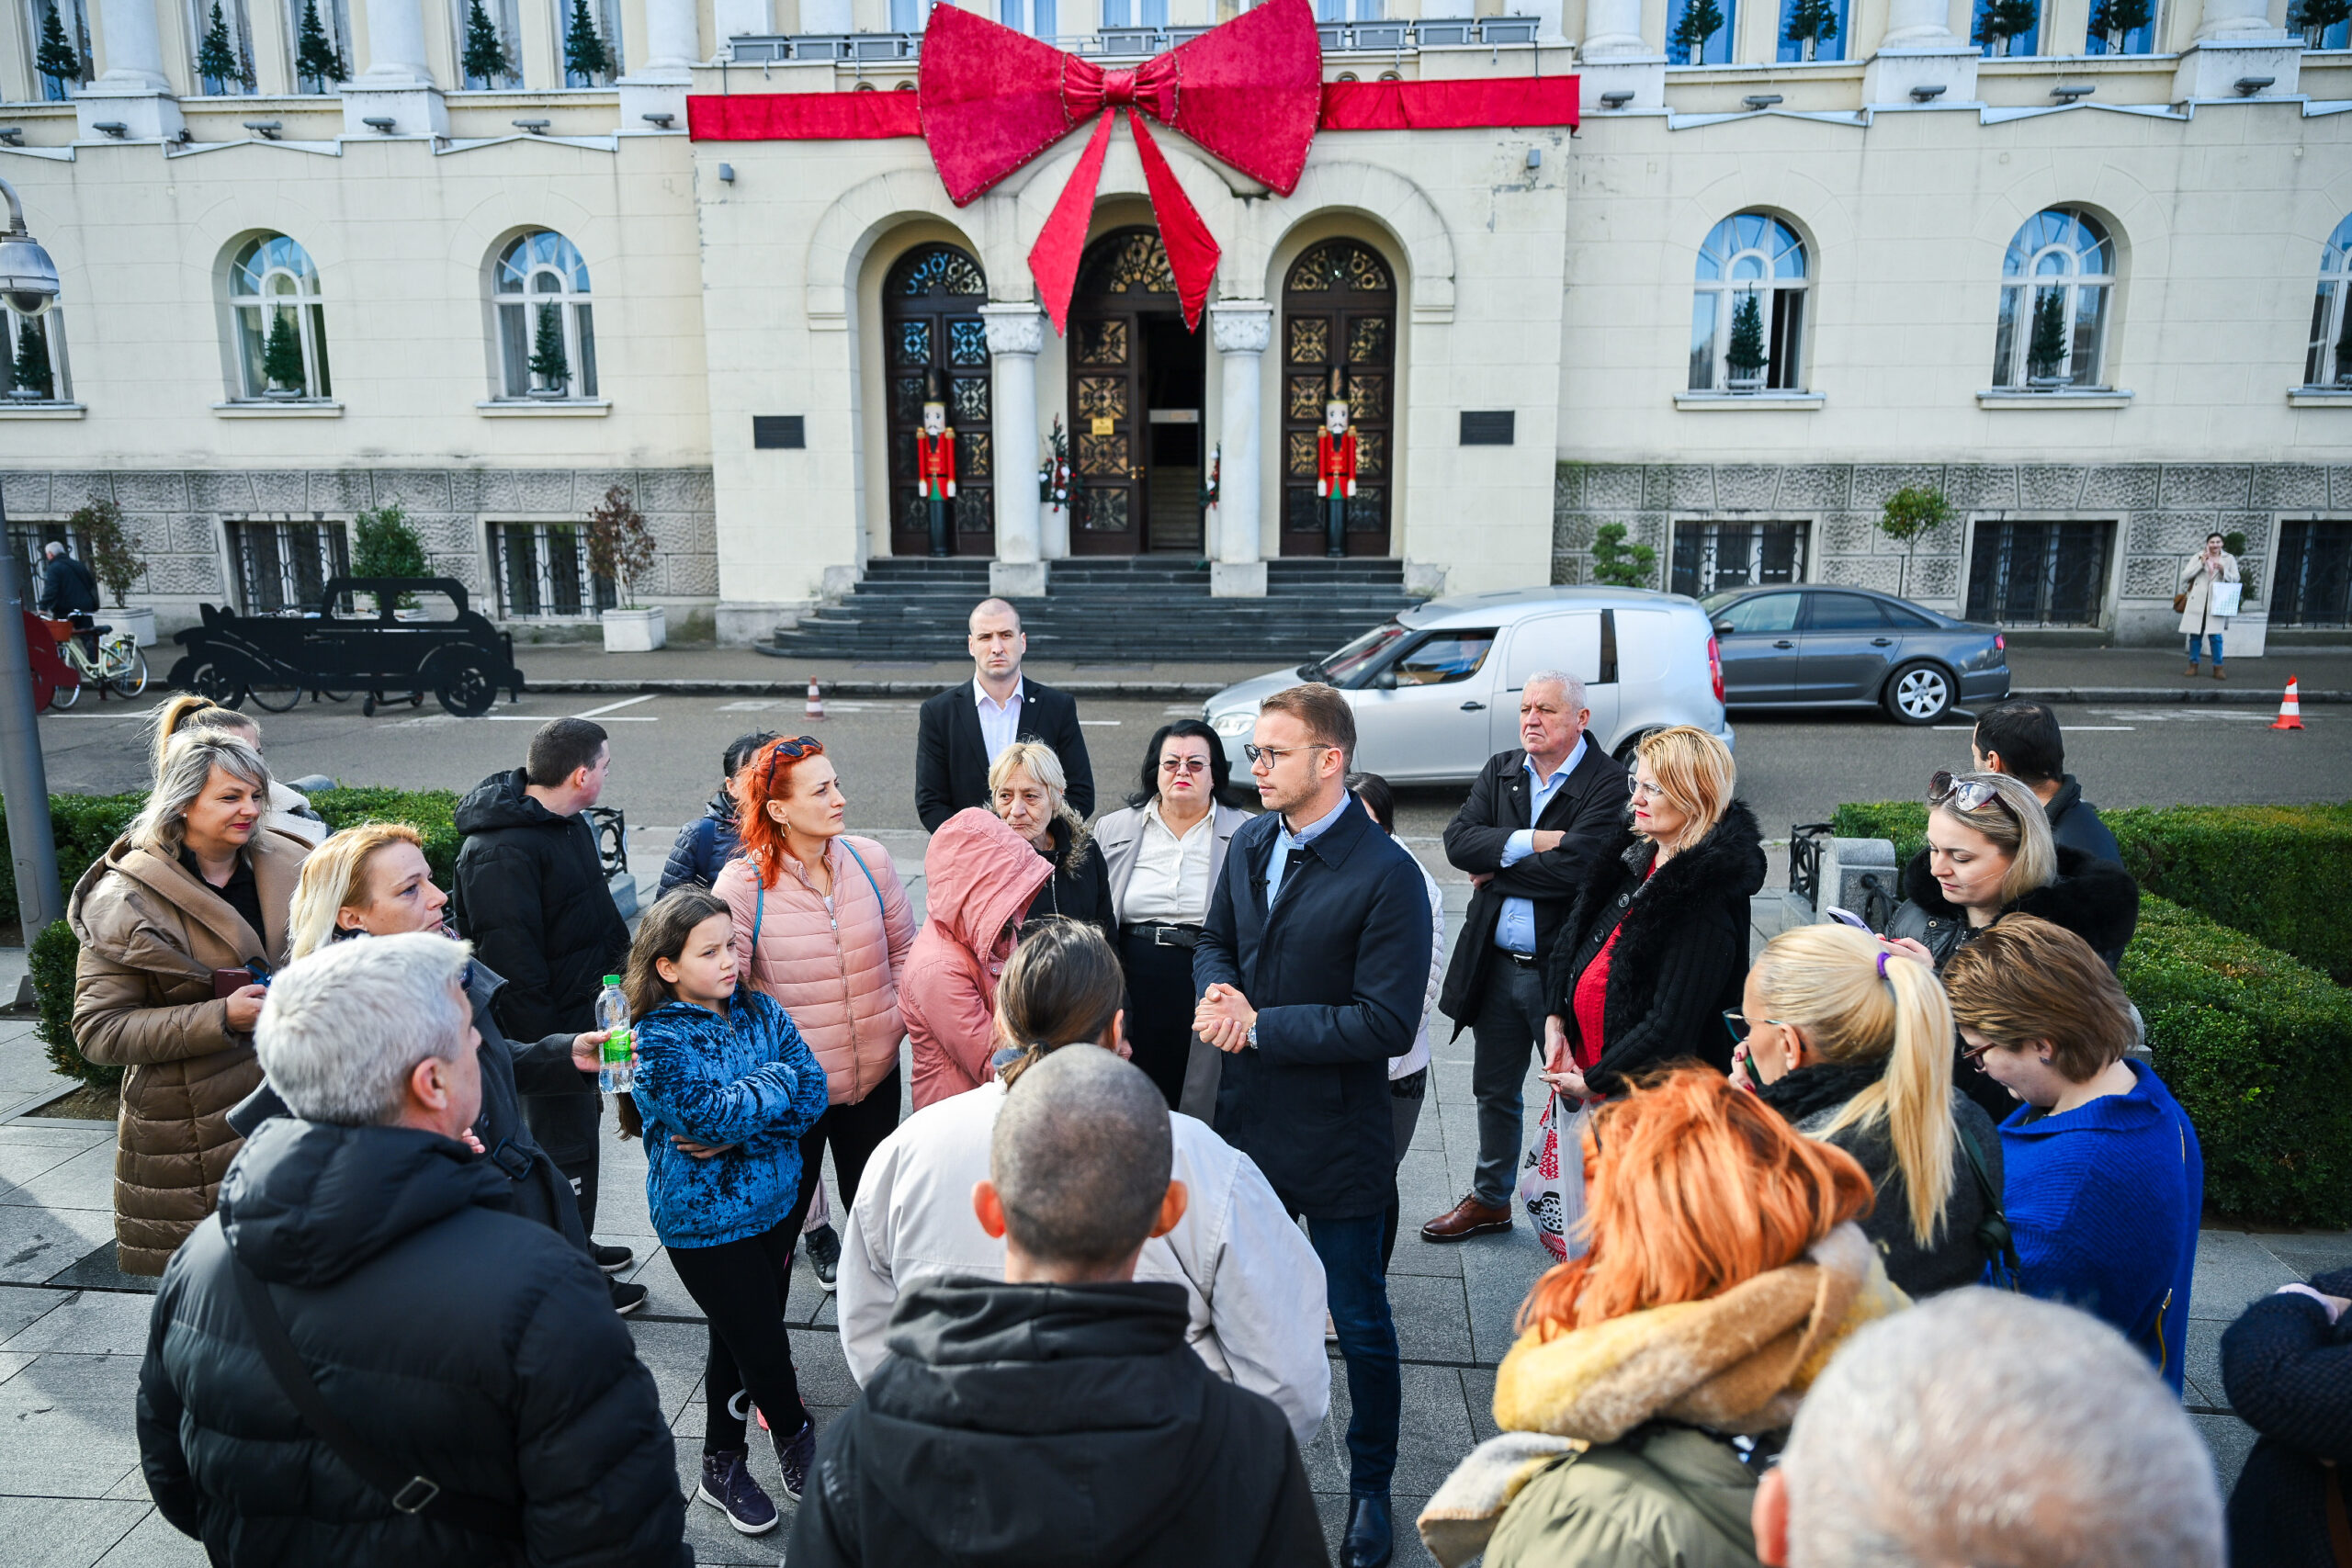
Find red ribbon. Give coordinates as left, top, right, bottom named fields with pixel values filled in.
left=916, top=0, right=1323, bottom=333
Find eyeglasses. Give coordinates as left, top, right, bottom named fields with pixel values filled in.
left=1959, top=1038, right=2002, bottom=1070
left=761, top=735, right=821, bottom=792
left=1242, top=742, right=1330, bottom=767
left=1720, top=1010, right=1789, bottom=1043
left=1928, top=771, right=2014, bottom=819
left=1628, top=777, right=1673, bottom=802
left=1159, top=757, right=1210, bottom=775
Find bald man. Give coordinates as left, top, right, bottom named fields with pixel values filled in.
left=914, top=597, right=1095, bottom=831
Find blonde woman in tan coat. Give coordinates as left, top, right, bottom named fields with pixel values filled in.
left=68, top=735, right=310, bottom=1274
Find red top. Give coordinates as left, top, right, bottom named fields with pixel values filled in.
left=1571, top=864, right=1655, bottom=1077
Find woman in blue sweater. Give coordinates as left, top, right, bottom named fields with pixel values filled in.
left=1944, top=916, right=2203, bottom=1393
left=623, top=888, right=830, bottom=1536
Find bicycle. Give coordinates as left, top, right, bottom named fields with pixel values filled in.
left=46, top=612, right=151, bottom=707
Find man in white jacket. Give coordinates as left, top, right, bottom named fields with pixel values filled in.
left=836, top=922, right=1331, bottom=1450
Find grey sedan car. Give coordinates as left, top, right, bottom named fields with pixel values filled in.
left=1703, top=585, right=2009, bottom=725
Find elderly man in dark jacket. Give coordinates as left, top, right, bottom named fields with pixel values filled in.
left=451, top=717, right=629, bottom=1255
left=39, top=541, right=99, bottom=617
left=137, top=934, right=687, bottom=1568
left=1195, top=683, right=1428, bottom=1568
left=1424, top=671, right=1627, bottom=1244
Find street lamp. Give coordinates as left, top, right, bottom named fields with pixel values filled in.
left=0, top=173, right=63, bottom=949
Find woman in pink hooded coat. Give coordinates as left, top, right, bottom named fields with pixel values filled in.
left=901, top=807, right=1053, bottom=1110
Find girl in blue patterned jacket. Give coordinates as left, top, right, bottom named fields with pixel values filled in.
left=624, top=888, right=831, bottom=1537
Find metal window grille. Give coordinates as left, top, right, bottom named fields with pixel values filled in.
left=1671, top=520, right=1808, bottom=598
left=228, top=519, right=349, bottom=614
left=1964, top=520, right=2111, bottom=627
left=490, top=521, right=615, bottom=619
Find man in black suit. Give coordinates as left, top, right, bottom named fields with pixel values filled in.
left=1194, top=682, right=1429, bottom=1568
left=1421, top=671, right=1629, bottom=1243
left=914, top=597, right=1094, bottom=832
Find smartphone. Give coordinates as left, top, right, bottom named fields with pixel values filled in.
left=1825, top=906, right=1873, bottom=932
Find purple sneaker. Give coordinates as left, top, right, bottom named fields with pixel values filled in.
left=776, top=1420, right=817, bottom=1505
left=696, top=1448, right=778, bottom=1535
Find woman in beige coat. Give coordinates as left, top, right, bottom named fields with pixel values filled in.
left=2179, top=532, right=2241, bottom=680
left=69, top=735, right=310, bottom=1274
left=712, top=736, right=917, bottom=1217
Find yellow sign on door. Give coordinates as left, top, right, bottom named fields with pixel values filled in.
left=1091, top=416, right=1116, bottom=437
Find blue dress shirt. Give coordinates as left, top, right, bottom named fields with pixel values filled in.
left=1494, top=738, right=1587, bottom=955
left=1264, top=792, right=1353, bottom=909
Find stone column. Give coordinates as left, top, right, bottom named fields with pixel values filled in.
left=1862, top=0, right=1981, bottom=105
left=1577, top=0, right=1665, bottom=112
left=342, top=0, right=448, bottom=133
left=1210, top=300, right=1271, bottom=599
left=2173, top=0, right=2301, bottom=100
left=983, top=302, right=1049, bottom=598
left=620, top=0, right=699, bottom=125
left=76, top=0, right=184, bottom=140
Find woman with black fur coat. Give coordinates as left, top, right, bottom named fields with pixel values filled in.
left=1541, top=727, right=1767, bottom=1100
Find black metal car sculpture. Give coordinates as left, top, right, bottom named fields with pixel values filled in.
left=165, top=577, right=526, bottom=718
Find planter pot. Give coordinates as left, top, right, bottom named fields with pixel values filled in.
left=112, top=606, right=156, bottom=647
left=1724, top=376, right=1766, bottom=392
left=601, top=605, right=666, bottom=652
left=262, top=386, right=305, bottom=400
left=528, top=385, right=571, bottom=400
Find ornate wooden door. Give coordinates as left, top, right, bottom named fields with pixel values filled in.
left=1281, top=239, right=1396, bottom=557
left=1067, top=229, right=1187, bottom=557
left=884, top=244, right=993, bottom=558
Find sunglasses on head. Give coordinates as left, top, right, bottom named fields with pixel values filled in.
left=761, top=736, right=821, bottom=792
left=1928, top=771, right=2013, bottom=818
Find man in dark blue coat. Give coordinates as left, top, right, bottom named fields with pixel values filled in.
left=1194, top=682, right=1429, bottom=1568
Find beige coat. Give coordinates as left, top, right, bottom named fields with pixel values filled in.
left=68, top=828, right=309, bottom=1275
left=2178, top=549, right=2241, bottom=635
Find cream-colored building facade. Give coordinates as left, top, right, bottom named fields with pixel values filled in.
left=3, top=0, right=2348, bottom=647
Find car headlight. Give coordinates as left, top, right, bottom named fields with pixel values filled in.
left=1210, top=710, right=1255, bottom=738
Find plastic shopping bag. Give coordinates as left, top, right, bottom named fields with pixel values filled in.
left=1516, top=1091, right=1591, bottom=1262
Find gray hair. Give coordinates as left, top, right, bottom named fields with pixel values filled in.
left=1521, top=669, right=1588, bottom=711
left=129, top=736, right=270, bottom=857
left=43, top=541, right=62, bottom=558
left=1782, top=1289, right=2223, bottom=1568
left=256, top=932, right=475, bottom=1127
left=990, top=1043, right=1170, bottom=1269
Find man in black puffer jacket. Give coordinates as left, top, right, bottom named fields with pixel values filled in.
left=138, top=934, right=686, bottom=1568
left=452, top=718, right=629, bottom=1242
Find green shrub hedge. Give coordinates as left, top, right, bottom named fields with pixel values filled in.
left=1829, top=799, right=2352, bottom=984
left=2125, top=896, right=2352, bottom=1226
left=11, top=788, right=461, bottom=1091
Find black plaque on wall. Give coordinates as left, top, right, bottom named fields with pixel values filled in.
left=1460, top=411, right=1515, bottom=446
left=752, top=415, right=806, bottom=449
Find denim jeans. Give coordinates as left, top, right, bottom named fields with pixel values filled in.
left=2187, top=632, right=2224, bottom=667
left=1297, top=1211, right=1401, bottom=1498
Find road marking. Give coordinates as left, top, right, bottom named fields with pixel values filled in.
left=481, top=713, right=658, bottom=721
left=1080, top=719, right=1123, bottom=727
left=572, top=694, right=658, bottom=718
left=2060, top=726, right=2134, bottom=731
left=2088, top=708, right=2287, bottom=723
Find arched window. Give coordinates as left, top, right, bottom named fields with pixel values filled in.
left=883, top=243, right=990, bottom=557
left=493, top=231, right=597, bottom=400
left=1689, top=213, right=1807, bottom=393
left=229, top=234, right=331, bottom=401
left=2305, top=215, right=2352, bottom=390
left=1282, top=238, right=1396, bottom=557
left=1992, top=209, right=2114, bottom=391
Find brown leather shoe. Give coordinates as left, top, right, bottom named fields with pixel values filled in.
left=2214, top=667, right=2227, bottom=680
left=1421, top=1195, right=1513, bottom=1242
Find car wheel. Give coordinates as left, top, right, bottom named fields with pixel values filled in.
left=1884, top=661, right=1953, bottom=726
left=187, top=661, right=248, bottom=710
left=435, top=661, right=498, bottom=718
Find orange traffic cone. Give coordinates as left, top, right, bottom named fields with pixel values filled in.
left=805, top=677, right=826, bottom=722
left=2270, top=676, right=2303, bottom=731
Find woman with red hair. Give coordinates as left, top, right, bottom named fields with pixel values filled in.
left=713, top=736, right=917, bottom=1241
left=1419, top=1067, right=1906, bottom=1568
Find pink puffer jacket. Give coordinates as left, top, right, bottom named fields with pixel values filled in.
left=901, top=809, right=1053, bottom=1111
left=715, top=835, right=917, bottom=1108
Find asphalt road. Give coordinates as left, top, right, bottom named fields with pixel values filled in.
left=36, top=684, right=2346, bottom=890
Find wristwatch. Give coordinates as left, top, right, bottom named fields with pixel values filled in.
left=1246, top=1023, right=1258, bottom=1051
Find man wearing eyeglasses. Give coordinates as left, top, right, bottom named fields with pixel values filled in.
left=915, top=598, right=1095, bottom=832
left=1193, top=682, right=1430, bottom=1568
left=1421, top=671, right=1628, bottom=1245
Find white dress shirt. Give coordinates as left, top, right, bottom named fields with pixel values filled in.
left=1494, top=737, right=1588, bottom=955
left=973, top=676, right=1026, bottom=764
left=1118, top=799, right=1215, bottom=925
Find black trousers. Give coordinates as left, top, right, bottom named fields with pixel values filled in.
left=791, top=1066, right=903, bottom=1220
left=668, top=1213, right=815, bottom=1454
left=1119, top=930, right=1197, bottom=1111
left=1379, top=1068, right=1428, bottom=1269
left=524, top=1090, right=603, bottom=1234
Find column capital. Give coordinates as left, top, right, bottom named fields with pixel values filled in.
left=980, top=301, right=1046, bottom=358
left=1209, top=299, right=1272, bottom=355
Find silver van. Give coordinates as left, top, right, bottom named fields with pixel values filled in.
left=1203, top=587, right=1733, bottom=785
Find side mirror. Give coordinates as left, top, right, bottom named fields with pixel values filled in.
left=1712, top=620, right=1736, bottom=637
left=1373, top=669, right=1397, bottom=692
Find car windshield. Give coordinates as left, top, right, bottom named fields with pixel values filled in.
left=1699, top=590, right=1747, bottom=614
left=1313, top=621, right=1412, bottom=684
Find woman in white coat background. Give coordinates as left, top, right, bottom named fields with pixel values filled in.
left=2180, top=531, right=2242, bottom=680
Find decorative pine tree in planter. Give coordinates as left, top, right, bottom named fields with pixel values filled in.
left=1784, top=0, right=1838, bottom=60
left=1725, top=293, right=1770, bottom=389
left=196, top=0, right=246, bottom=93
left=2291, top=0, right=2349, bottom=46
left=8, top=316, right=53, bottom=400
left=1589, top=522, right=1657, bottom=589
left=1972, top=0, right=2038, bottom=53
left=295, top=0, right=345, bottom=91
left=2025, top=288, right=2069, bottom=386
left=461, top=0, right=513, bottom=86
left=527, top=302, right=570, bottom=397
left=36, top=2, right=81, bottom=96
left=1671, top=0, right=1724, bottom=62
left=260, top=310, right=307, bottom=397
left=2088, top=0, right=2149, bottom=49
left=563, top=0, right=612, bottom=85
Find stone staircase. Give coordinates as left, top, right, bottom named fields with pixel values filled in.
left=758, top=558, right=1425, bottom=663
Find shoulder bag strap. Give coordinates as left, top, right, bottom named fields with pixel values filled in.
left=1953, top=1119, right=2023, bottom=1288
left=228, top=1255, right=524, bottom=1542
left=839, top=839, right=885, bottom=913
left=748, top=883, right=763, bottom=982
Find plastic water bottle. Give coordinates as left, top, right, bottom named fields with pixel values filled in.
left=594, top=976, right=634, bottom=1094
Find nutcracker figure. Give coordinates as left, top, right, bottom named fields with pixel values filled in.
left=915, top=368, right=957, bottom=558
left=1316, top=367, right=1358, bottom=559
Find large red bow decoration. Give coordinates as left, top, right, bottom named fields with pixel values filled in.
left=917, top=0, right=1322, bottom=333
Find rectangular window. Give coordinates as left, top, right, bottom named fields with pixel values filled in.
left=490, top=522, right=615, bottom=619
left=1666, top=0, right=1735, bottom=63
left=1774, top=0, right=1845, bottom=60
left=28, top=0, right=95, bottom=97
left=888, top=0, right=916, bottom=26
left=2273, top=520, right=2352, bottom=628
left=187, top=0, right=256, bottom=92
left=227, top=519, right=349, bottom=615
left=1964, top=520, right=2111, bottom=627
left=451, top=0, right=524, bottom=86
left=9, top=520, right=85, bottom=605
left=282, top=0, right=353, bottom=88
left=2083, top=0, right=2153, bottom=53
left=1671, top=520, right=1808, bottom=599
left=1972, top=0, right=2041, bottom=55
left=3, top=308, right=72, bottom=403
left=558, top=0, right=624, bottom=84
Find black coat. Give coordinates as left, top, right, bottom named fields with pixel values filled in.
left=227, top=954, right=590, bottom=1252
left=1753, top=1060, right=2006, bottom=1299
left=790, top=1278, right=1328, bottom=1568
left=40, top=552, right=99, bottom=616
left=1023, top=818, right=1117, bottom=947
left=450, top=769, right=630, bottom=1044
left=2222, top=1269, right=2352, bottom=1568
left=2044, top=774, right=2124, bottom=864
left=1194, top=795, right=1430, bottom=1219
left=1438, top=741, right=1630, bottom=1033
left=1543, top=801, right=1768, bottom=1097
left=136, top=1118, right=688, bottom=1568
left=915, top=678, right=1095, bottom=832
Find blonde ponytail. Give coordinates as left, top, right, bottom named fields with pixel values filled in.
left=147, top=694, right=260, bottom=779
left=1751, top=924, right=1958, bottom=1248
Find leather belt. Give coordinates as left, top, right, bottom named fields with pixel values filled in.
left=1125, top=922, right=1203, bottom=950
left=1499, top=950, right=1540, bottom=967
